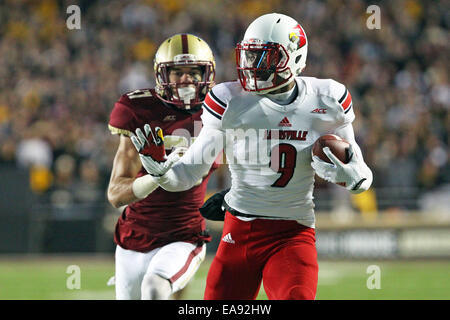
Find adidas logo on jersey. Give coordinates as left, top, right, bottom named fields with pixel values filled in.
left=221, top=233, right=235, bottom=244
left=278, top=117, right=292, bottom=127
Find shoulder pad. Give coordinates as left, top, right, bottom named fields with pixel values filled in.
left=119, top=88, right=158, bottom=106
left=109, top=89, right=160, bottom=136
left=305, top=77, right=352, bottom=114
left=324, top=79, right=353, bottom=114
left=108, top=101, right=135, bottom=136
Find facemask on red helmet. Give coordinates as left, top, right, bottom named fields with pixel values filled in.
left=235, top=13, right=308, bottom=94
left=236, top=40, right=290, bottom=92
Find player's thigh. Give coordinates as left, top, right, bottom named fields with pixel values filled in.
left=204, top=251, right=262, bottom=300
left=146, top=241, right=206, bottom=293
left=115, top=245, right=158, bottom=300
left=262, top=240, right=318, bottom=300
left=205, top=214, right=263, bottom=300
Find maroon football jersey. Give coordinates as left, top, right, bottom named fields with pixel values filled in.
left=109, top=88, right=216, bottom=252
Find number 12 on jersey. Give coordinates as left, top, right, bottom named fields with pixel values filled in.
left=269, top=144, right=297, bottom=187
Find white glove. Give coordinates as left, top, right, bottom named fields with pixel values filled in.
left=311, top=144, right=371, bottom=192
left=130, top=124, right=185, bottom=177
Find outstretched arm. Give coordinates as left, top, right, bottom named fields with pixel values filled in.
left=127, top=123, right=224, bottom=194
left=158, top=126, right=225, bottom=192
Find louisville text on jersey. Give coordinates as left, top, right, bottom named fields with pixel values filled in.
left=263, top=129, right=308, bottom=141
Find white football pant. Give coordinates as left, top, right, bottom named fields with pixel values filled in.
left=114, top=241, right=206, bottom=300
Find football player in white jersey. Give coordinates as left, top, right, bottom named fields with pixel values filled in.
left=130, top=13, right=373, bottom=300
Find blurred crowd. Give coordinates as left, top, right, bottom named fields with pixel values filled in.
left=0, top=0, right=448, bottom=211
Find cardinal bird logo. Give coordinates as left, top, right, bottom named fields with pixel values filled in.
left=288, top=24, right=307, bottom=51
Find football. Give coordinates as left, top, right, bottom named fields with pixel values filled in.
left=312, top=134, right=351, bottom=164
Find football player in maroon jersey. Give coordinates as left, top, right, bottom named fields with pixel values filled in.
left=107, top=34, right=217, bottom=300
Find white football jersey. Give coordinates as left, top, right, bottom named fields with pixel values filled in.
left=202, top=77, right=355, bottom=227
left=164, top=76, right=356, bottom=228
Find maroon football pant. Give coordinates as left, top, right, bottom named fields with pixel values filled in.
left=204, top=211, right=318, bottom=300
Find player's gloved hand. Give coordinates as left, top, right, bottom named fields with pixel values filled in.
left=311, top=144, right=369, bottom=192
left=131, top=124, right=182, bottom=177
left=199, top=188, right=230, bottom=221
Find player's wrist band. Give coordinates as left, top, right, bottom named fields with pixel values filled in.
left=132, top=174, right=159, bottom=199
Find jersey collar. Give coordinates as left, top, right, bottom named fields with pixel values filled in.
left=259, top=77, right=307, bottom=113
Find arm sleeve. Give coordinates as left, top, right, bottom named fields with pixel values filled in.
left=334, top=124, right=373, bottom=193
left=158, top=125, right=225, bottom=192
left=108, top=100, right=136, bottom=137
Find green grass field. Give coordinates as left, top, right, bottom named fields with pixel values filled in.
left=0, top=255, right=448, bottom=300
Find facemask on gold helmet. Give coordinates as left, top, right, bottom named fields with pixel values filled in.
left=154, top=34, right=216, bottom=109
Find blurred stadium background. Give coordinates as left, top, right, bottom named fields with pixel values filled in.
left=0, top=0, right=448, bottom=300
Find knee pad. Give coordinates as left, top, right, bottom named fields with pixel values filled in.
left=141, top=273, right=172, bottom=300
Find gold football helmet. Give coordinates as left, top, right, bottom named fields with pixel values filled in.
left=154, top=34, right=216, bottom=109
